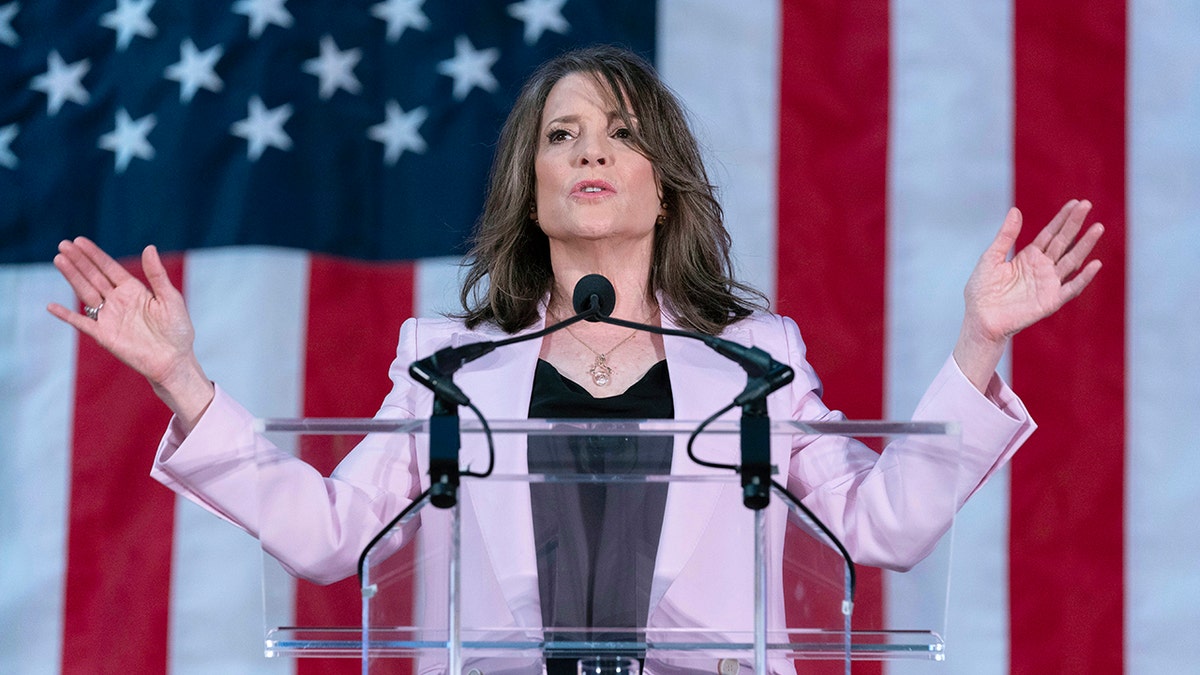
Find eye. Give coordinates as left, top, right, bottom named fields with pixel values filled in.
left=546, top=128, right=572, bottom=143
left=612, top=127, right=632, bottom=140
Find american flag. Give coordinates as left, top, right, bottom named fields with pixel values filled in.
left=1, top=1, right=1197, bottom=674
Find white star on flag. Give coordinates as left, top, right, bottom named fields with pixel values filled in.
left=29, top=51, right=91, bottom=116
left=371, top=0, right=430, bottom=43
left=164, top=39, right=224, bottom=103
left=302, top=35, right=362, bottom=100
left=231, top=96, right=294, bottom=161
left=233, top=0, right=293, bottom=39
left=368, top=101, right=428, bottom=165
left=437, top=35, right=500, bottom=101
left=100, top=0, right=157, bottom=52
left=507, top=0, right=570, bottom=45
left=0, top=2, right=19, bottom=47
left=0, top=123, right=17, bottom=169
left=98, top=109, right=156, bottom=173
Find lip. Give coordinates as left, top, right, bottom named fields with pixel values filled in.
left=570, top=180, right=616, bottom=197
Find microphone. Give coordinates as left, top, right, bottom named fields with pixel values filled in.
left=572, top=273, right=616, bottom=321
left=408, top=341, right=495, bottom=407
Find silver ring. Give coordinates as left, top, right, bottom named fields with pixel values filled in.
left=84, top=302, right=103, bottom=321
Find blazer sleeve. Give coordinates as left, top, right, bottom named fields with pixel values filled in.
left=776, top=315, right=1036, bottom=570
left=149, top=317, right=430, bottom=584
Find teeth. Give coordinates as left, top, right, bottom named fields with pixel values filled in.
left=582, top=186, right=602, bottom=193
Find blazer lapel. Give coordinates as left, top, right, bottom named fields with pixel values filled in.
left=452, top=317, right=546, bottom=626
left=650, top=312, right=753, bottom=611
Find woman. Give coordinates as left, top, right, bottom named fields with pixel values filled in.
left=48, top=46, right=1103, bottom=672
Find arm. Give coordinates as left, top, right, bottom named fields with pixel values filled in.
left=785, top=200, right=1101, bottom=569
left=49, top=238, right=434, bottom=583
left=780, top=315, right=1033, bottom=570
left=150, top=318, right=428, bottom=584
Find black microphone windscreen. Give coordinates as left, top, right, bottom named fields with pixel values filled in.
left=572, top=274, right=616, bottom=319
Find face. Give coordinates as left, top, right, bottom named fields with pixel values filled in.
left=533, top=72, right=663, bottom=247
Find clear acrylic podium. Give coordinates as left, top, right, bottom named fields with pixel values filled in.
left=255, top=417, right=961, bottom=675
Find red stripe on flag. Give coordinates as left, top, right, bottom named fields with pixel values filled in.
left=1011, top=2, right=1127, bottom=672
left=61, top=254, right=184, bottom=675
left=298, top=255, right=415, bottom=675
left=777, top=0, right=889, bottom=669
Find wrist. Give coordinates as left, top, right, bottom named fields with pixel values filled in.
left=151, top=356, right=214, bottom=432
left=953, top=319, right=1009, bottom=393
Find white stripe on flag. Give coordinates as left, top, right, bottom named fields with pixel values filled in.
left=1127, top=0, right=1200, bottom=671
left=168, top=247, right=308, bottom=674
left=886, top=2, right=1014, bottom=673
left=0, top=265, right=76, bottom=675
left=658, top=0, right=781, bottom=303
left=415, top=256, right=467, bottom=319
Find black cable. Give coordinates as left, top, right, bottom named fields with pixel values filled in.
left=685, top=405, right=858, bottom=604
left=769, top=477, right=857, bottom=604
left=357, top=485, right=433, bottom=585
left=459, top=399, right=496, bottom=478
left=357, top=400, right=495, bottom=583
left=685, top=402, right=738, bottom=471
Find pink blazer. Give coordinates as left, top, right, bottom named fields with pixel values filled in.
left=151, top=309, right=1034, bottom=673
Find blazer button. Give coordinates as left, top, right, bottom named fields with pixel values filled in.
left=717, top=658, right=739, bottom=675
left=467, top=668, right=482, bottom=675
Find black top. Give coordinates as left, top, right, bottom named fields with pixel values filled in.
left=527, top=358, right=673, bottom=667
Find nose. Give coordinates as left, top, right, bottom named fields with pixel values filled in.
left=575, top=132, right=610, bottom=167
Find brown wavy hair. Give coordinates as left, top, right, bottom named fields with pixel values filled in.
left=458, top=45, right=767, bottom=335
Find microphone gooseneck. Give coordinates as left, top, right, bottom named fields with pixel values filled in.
left=410, top=275, right=615, bottom=402
left=398, top=274, right=854, bottom=596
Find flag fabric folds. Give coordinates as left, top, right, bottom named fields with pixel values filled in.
left=2, top=1, right=1198, bottom=674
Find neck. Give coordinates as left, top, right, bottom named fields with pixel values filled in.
left=546, top=239, right=657, bottom=322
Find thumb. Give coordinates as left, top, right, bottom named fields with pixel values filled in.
left=142, top=245, right=178, bottom=299
left=985, top=207, right=1022, bottom=261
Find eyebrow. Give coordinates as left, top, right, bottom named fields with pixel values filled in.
left=542, top=111, right=639, bottom=131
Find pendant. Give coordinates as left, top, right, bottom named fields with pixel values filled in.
left=589, top=355, right=612, bottom=387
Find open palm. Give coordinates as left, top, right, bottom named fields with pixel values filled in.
left=963, top=199, right=1104, bottom=344
left=47, top=237, right=213, bottom=427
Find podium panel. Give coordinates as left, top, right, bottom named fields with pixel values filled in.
left=255, top=418, right=960, bottom=674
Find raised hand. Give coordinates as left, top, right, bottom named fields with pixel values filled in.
left=954, top=200, right=1104, bottom=391
left=47, top=237, right=214, bottom=430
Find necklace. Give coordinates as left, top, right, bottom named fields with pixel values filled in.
left=549, top=305, right=658, bottom=387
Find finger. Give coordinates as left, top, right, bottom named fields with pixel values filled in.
left=984, top=207, right=1023, bottom=261
left=1059, top=259, right=1103, bottom=304
left=47, top=301, right=104, bottom=340
left=1029, top=199, right=1079, bottom=252
left=73, top=236, right=136, bottom=287
left=142, top=245, right=180, bottom=300
left=1045, top=199, right=1093, bottom=261
left=57, top=239, right=118, bottom=299
left=53, top=250, right=106, bottom=308
left=1054, top=222, right=1105, bottom=278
